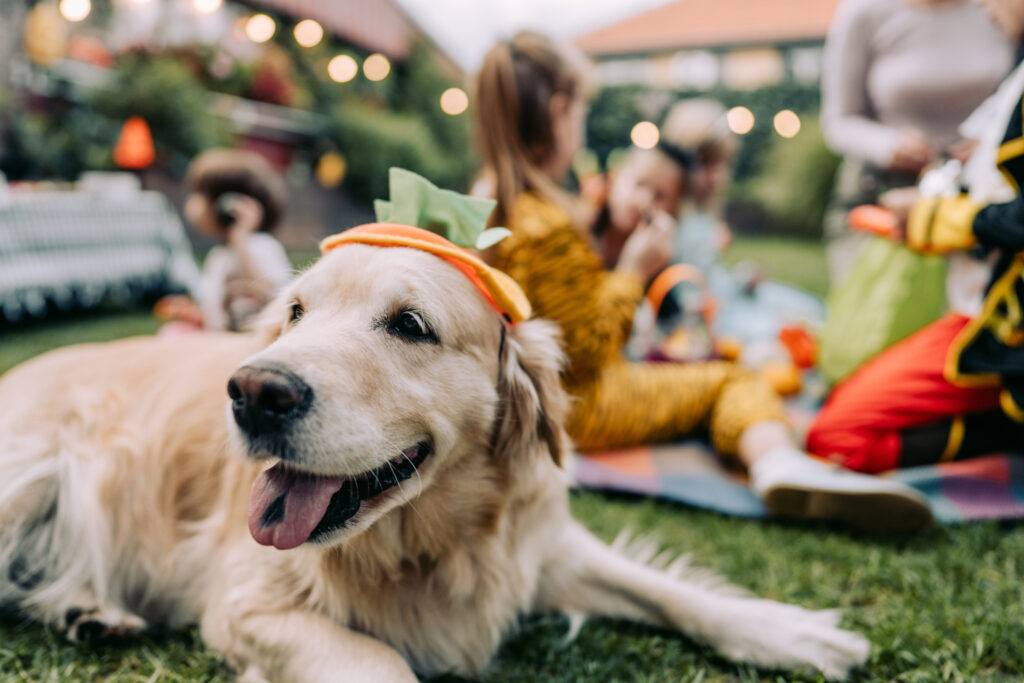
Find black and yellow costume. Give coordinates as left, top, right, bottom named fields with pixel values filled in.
left=907, top=91, right=1024, bottom=420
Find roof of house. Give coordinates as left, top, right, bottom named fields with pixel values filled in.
left=576, top=0, right=841, bottom=56
left=252, top=0, right=417, bottom=59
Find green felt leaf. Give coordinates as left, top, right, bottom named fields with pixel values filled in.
left=373, top=168, right=501, bottom=249
left=475, top=227, right=512, bottom=250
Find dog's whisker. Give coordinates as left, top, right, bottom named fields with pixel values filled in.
left=390, top=457, right=427, bottom=523
left=401, top=451, right=425, bottom=500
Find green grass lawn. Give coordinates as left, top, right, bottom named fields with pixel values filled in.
left=2, top=237, right=1022, bottom=682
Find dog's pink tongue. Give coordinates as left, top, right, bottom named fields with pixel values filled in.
left=248, top=463, right=344, bottom=550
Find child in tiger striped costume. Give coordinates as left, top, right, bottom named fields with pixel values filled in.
left=472, top=31, right=931, bottom=532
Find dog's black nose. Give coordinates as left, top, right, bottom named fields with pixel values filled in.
left=228, top=365, right=313, bottom=434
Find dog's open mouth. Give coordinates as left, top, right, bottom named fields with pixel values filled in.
left=247, top=441, right=432, bottom=550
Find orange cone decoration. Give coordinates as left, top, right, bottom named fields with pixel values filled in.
left=113, top=117, right=155, bottom=170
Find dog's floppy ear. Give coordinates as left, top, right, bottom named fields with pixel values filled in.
left=493, top=319, right=570, bottom=467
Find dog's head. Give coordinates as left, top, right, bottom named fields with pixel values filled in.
left=228, top=243, right=566, bottom=550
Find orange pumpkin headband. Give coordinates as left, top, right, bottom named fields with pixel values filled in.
left=320, top=223, right=532, bottom=324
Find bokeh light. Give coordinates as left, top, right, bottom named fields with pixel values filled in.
left=439, top=87, right=469, bottom=116
left=328, top=54, right=358, bottom=83
left=316, top=152, right=347, bottom=188
left=59, top=0, right=91, bottom=22
left=630, top=121, right=660, bottom=149
left=363, top=53, right=391, bottom=82
left=726, top=106, right=755, bottom=135
left=192, top=0, right=221, bottom=14
left=293, top=19, right=323, bottom=48
left=245, top=14, right=276, bottom=43
left=773, top=109, right=802, bottom=138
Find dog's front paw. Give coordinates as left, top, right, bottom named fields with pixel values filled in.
left=711, top=599, right=869, bottom=681
left=64, top=605, right=148, bottom=643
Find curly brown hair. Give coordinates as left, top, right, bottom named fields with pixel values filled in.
left=184, top=148, right=287, bottom=232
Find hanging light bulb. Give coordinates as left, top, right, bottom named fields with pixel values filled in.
left=245, top=14, right=276, bottom=43
left=726, top=106, right=755, bottom=135
left=773, top=110, right=802, bottom=138
left=363, top=53, right=391, bottom=81
left=328, top=55, right=358, bottom=83
left=193, top=0, right=222, bottom=14
left=439, top=87, right=469, bottom=116
left=630, top=121, right=660, bottom=149
left=59, top=0, right=91, bottom=22
left=293, top=19, right=323, bottom=48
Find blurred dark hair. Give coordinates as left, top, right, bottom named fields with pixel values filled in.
left=185, top=148, right=287, bottom=232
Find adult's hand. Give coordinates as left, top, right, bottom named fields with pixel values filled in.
left=889, top=129, right=934, bottom=173
left=948, top=138, right=979, bottom=164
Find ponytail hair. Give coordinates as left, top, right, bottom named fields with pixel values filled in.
left=474, top=32, right=588, bottom=226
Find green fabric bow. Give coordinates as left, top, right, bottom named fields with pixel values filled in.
left=374, top=167, right=511, bottom=250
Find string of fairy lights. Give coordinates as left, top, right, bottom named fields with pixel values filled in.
left=54, top=1, right=798, bottom=153
left=630, top=105, right=803, bottom=150
left=53, top=0, right=470, bottom=117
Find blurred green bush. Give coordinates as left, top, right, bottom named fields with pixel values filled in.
left=90, top=56, right=231, bottom=172
left=1, top=32, right=474, bottom=202
left=744, top=116, right=839, bottom=239
left=1, top=55, right=229, bottom=179
left=321, top=42, right=475, bottom=202
left=330, top=101, right=471, bottom=203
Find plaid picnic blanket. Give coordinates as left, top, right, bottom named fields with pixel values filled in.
left=571, top=372, right=1024, bottom=524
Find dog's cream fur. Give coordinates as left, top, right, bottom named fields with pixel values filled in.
left=0, top=246, right=869, bottom=681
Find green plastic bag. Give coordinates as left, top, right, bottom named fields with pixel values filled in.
left=819, top=237, right=948, bottom=385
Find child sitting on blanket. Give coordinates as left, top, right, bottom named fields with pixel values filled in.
left=808, top=57, right=1024, bottom=473
left=156, top=149, right=293, bottom=332
left=474, top=31, right=930, bottom=532
left=595, top=100, right=824, bottom=377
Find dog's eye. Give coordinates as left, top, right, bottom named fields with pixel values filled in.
left=288, top=301, right=305, bottom=325
left=387, top=310, right=438, bottom=344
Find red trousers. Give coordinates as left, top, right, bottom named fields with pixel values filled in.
left=807, top=314, right=1002, bottom=473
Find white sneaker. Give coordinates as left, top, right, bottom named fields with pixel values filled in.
left=749, top=447, right=933, bottom=534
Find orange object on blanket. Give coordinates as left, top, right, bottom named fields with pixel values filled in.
left=779, top=325, right=818, bottom=369
left=848, top=204, right=900, bottom=238
left=645, top=264, right=707, bottom=315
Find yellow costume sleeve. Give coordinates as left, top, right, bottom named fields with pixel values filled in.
left=493, top=194, right=786, bottom=457
left=492, top=194, right=644, bottom=390
left=906, top=194, right=984, bottom=254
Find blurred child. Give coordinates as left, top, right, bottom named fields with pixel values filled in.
left=809, top=57, right=1024, bottom=473
left=596, top=148, right=685, bottom=270
left=600, top=100, right=824, bottom=367
left=660, top=98, right=737, bottom=273
left=475, top=31, right=930, bottom=532
left=156, top=149, right=292, bottom=332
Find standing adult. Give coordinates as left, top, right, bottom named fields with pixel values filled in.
left=821, top=0, right=1015, bottom=283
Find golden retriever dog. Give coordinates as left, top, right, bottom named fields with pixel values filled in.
left=0, top=243, right=869, bottom=681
